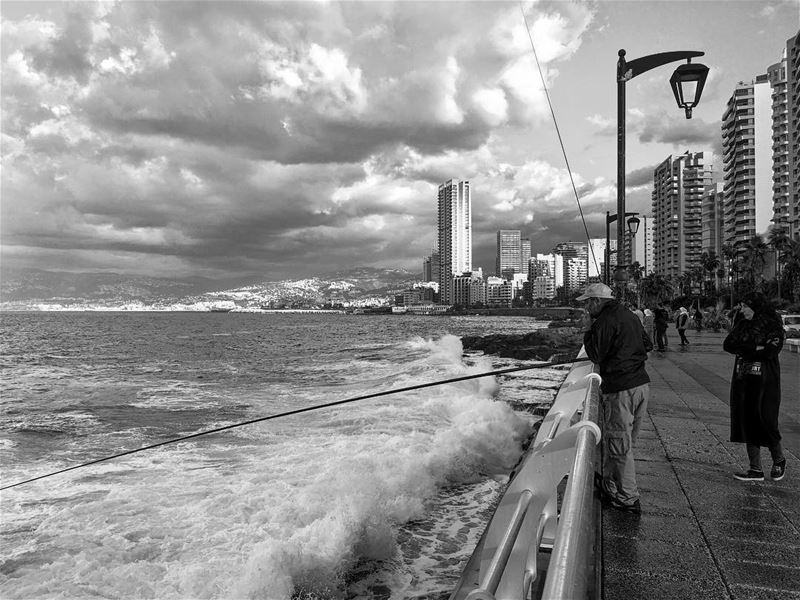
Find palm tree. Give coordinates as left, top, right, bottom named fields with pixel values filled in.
left=768, top=227, right=791, bottom=300
left=640, top=273, right=673, bottom=306
left=700, top=250, right=721, bottom=296
left=782, top=239, right=800, bottom=303
left=742, top=235, right=768, bottom=291
left=721, top=243, right=737, bottom=305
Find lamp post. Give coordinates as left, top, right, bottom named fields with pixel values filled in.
left=616, top=49, right=709, bottom=296
left=605, top=211, right=640, bottom=286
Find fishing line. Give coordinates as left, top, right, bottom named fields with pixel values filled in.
left=1, top=357, right=583, bottom=491
left=519, top=3, right=600, bottom=277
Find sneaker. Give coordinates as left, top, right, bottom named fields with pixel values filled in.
left=608, top=498, right=642, bottom=514
left=734, top=469, right=765, bottom=481
left=771, top=459, right=786, bottom=481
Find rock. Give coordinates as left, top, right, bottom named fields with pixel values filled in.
left=462, top=327, right=583, bottom=361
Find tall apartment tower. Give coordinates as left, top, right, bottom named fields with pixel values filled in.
left=437, top=179, right=471, bottom=304
left=788, top=32, right=800, bottom=239
left=652, top=152, right=712, bottom=279
left=701, top=183, right=725, bottom=258
left=631, top=216, right=655, bottom=276
left=496, top=230, right=521, bottom=278
left=768, top=51, right=792, bottom=235
left=520, top=239, right=531, bottom=272
left=721, top=76, right=774, bottom=251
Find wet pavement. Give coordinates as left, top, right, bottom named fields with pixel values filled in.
left=601, top=328, right=800, bottom=600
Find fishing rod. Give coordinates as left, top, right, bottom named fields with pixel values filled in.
left=519, top=2, right=600, bottom=278
left=1, top=356, right=584, bottom=491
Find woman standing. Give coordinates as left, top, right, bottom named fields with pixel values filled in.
left=676, top=307, right=690, bottom=346
left=722, top=292, right=786, bottom=481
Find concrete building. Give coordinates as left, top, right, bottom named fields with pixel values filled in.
left=701, top=183, right=725, bottom=257
left=521, top=239, right=531, bottom=273
left=787, top=31, right=800, bottom=239
left=496, top=230, right=522, bottom=278
left=486, top=276, right=513, bottom=307
left=528, top=255, right=556, bottom=301
left=587, top=238, right=607, bottom=281
left=652, top=152, right=712, bottom=279
left=453, top=272, right=485, bottom=307
left=437, top=179, right=471, bottom=303
left=721, top=77, right=773, bottom=252
left=552, top=241, right=588, bottom=294
left=631, top=216, right=655, bottom=276
left=422, top=249, right=440, bottom=284
left=768, top=51, right=792, bottom=236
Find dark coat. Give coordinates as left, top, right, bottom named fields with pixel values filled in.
left=722, top=312, right=784, bottom=447
left=583, top=300, right=652, bottom=393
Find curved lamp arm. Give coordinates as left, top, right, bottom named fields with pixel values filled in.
left=618, top=50, right=705, bottom=81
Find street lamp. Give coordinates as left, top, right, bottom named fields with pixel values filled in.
left=605, top=211, right=640, bottom=286
left=616, top=49, right=709, bottom=295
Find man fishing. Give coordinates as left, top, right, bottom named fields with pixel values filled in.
left=578, top=283, right=652, bottom=514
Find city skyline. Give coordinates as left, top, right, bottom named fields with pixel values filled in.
left=2, top=1, right=798, bottom=289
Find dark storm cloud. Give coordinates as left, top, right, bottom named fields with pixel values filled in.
left=637, top=112, right=718, bottom=147
left=1, top=0, right=598, bottom=281
left=625, top=165, right=657, bottom=188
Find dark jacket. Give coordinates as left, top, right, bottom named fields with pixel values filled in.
left=584, top=300, right=652, bottom=393
left=654, top=307, right=669, bottom=331
left=723, top=312, right=784, bottom=446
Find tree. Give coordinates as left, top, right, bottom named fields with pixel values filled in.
left=700, top=250, right=721, bottom=296
left=768, top=227, right=791, bottom=300
left=640, top=273, right=673, bottom=306
left=742, top=235, right=768, bottom=290
left=782, top=239, right=800, bottom=304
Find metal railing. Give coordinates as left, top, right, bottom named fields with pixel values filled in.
left=450, top=352, right=601, bottom=600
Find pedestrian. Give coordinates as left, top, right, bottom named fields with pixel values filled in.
left=632, top=303, right=645, bottom=326
left=578, top=282, right=653, bottom=513
left=654, top=303, right=670, bottom=351
left=676, top=307, right=690, bottom=346
left=723, top=292, right=786, bottom=482
left=643, top=307, right=655, bottom=343
left=694, top=306, right=704, bottom=331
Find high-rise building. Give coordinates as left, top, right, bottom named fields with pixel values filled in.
left=787, top=32, right=800, bottom=239
left=768, top=51, right=791, bottom=236
left=423, top=249, right=440, bottom=284
left=520, top=239, right=531, bottom=272
left=631, top=216, right=655, bottom=276
left=721, top=76, right=773, bottom=251
left=437, top=179, right=471, bottom=303
left=701, top=184, right=725, bottom=258
left=652, top=152, right=712, bottom=278
left=587, top=238, right=607, bottom=280
left=496, top=230, right=521, bottom=278
left=552, top=241, right=588, bottom=294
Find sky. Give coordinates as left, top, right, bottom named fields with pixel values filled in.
left=2, top=0, right=799, bottom=285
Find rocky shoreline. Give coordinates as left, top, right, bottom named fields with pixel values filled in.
left=461, top=327, right=585, bottom=361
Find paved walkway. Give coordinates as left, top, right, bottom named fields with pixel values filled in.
left=602, top=328, right=800, bottom=600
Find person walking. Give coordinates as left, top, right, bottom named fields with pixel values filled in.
left=693, top=306, right=704, bottom=332
left=723, top=292, right=786, bottom=482
left=654, top=303, right=670, bottom=351
left=676, top=307, right=690, bottom=346
left=643, top=307, right=655, bottom=344
left=578, top=283, right=653, bottom=513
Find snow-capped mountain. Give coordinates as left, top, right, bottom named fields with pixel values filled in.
left=0, top=267, right=423, bottom=311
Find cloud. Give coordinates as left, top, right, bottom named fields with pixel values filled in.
left=1, top=0, right=597, bottom=282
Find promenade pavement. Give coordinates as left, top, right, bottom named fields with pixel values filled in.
left=601, top=327, right=800, bottom=600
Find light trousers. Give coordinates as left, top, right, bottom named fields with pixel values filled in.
left=601, top=384, right=650, bottom=505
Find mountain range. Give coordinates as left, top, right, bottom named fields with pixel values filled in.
left=0, top=267, right=423, bottom=311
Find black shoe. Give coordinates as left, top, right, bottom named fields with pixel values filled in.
left=608, top=498, right=642, bottom=514
left=771, top=459, right=786, bottom=481
left=734, top=469, right=765, bottom=481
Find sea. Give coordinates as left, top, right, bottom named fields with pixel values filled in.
left=0, top=312, right=568, bottom=600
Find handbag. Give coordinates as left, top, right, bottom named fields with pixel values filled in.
left=735, top=356, right=762, bottom=378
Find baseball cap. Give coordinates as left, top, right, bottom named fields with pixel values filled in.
left=576, top=282, right=614, bottom=301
